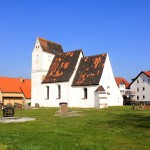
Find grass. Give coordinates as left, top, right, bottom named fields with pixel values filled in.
left=0, top=106, right=150, bottom=150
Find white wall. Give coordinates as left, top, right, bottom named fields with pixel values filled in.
left=100, top=54, right=123, bottom=106
left=130, top=73, right=150, bottom=102
left=39, top=82, right=69, bottom=107
left=31, top=72, right=47, bottom=106
left=118, top=83, right=126, bottom=95
left=69, top=85, right=97, bottom=108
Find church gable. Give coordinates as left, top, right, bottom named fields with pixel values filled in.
left=72, top=53, right=107, bottom=86
left=42, top=50, right=82, bottom=83
left=38, top=37, right=63, bottom=55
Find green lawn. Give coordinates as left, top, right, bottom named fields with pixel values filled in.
left=0, top=106, right=150, bottom=150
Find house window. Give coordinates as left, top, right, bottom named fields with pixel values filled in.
left=143, top=87, right=145, bottom=91
left=46, top=86, right=49, bottom=99
left=137, top=88, right=139, bottom=92
left=143, top=95, right=145, bottom=99
left=137, top=80, right=139, bottom=83
left=83, top=88, right=87, bottom=99
left=143, top=79, right=145, bottom=83
left=120, top=90, right=124, bottom=94
left=137, top=96, right=139, bottom=100
left=57, top=85, right=61, bottom=99
left=148, top=79, right=150, bottom=82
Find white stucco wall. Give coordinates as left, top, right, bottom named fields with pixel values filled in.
left=118, top=84, right=126, bottom=95
left=100, top=54, right=123, bottom=106
left=130, top=73, right=150, bottom=102
left=39, top=82, right=69, bottom=107
left=69, top=85, right=97, bottom=108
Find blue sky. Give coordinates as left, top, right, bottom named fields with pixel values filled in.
left=0, top=0, right=150, bottom=82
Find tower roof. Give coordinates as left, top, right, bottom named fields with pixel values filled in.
left=38, top=37, right=63, bottom=55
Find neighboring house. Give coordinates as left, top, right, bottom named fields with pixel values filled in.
left=129, top=71, right=150, bottom=104
left=31, top=37, right=123, bottom=108
left=115, top=77, right=134, bottom=104
left=0, top=77, right=31, bottom=107
left=115, top=77, right=129, bottom=95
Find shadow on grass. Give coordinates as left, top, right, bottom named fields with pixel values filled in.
left=108, top=111, right=150, bottom=129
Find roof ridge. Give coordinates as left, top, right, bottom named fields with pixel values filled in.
left=38, top=37, right=62, bottom=46
left=0, top=76, right=30, bottom=80
left=58, top=49, right=83, bottom=55
left=83, top=53, right=107, bottom=58
left=143, top=70, right=150, bottom=72
left=38, top=37, right=63, bottom=54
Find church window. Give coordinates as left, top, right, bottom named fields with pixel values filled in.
left=83, top=88, right=87, bottom=99
left=46, top=86, right=49, bottom=99
left=57, top=85, right=61, bottom=99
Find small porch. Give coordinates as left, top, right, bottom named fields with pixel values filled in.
left=95, top=85, right=108, bottom=108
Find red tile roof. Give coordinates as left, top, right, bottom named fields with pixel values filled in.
left=20, top=80, right=31, bottom=99
left=38, top=37, right=63, bottom=55
left=143, top=71, right=150, bottom=77
left=0, top=77, right=31, bottom=99
left=115, top=77, right=129, bottom=88
left=72, top=53, right=107, bottom=86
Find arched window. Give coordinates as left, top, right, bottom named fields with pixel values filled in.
left=46, top=86, right=49, bottom=99
left=83, top=88, right=87, bottom=99
left=58, top=85, right=61, bottom=99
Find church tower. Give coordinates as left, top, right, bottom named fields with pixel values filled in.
left=31, top=37, right=63, bottom=106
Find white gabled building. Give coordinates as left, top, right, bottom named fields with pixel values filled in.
left=31, top=37, right=123, bottom=108
left=129, top=71, right=150, bottom=104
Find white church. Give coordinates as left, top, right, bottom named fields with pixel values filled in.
left=31, top=37, right=123, bottom=108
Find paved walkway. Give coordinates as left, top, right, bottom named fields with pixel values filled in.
left=0, top=117, right=35, bottom=123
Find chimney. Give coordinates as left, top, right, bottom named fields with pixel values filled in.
left=20, top=77, right=24, bottom=83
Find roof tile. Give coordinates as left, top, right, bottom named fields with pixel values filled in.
left=42, top=50, right=82, bottom=83
left=38, top=37, right=63, bottom=55
left=0, top=77, right=31, bottom=99
left=115, top=77, right=129, bottom=88
left=72, top=53, right=107, bottom=86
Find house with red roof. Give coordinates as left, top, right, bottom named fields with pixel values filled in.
left=115, top=77, right=130, bottom=95
left=31, top=37, right=123, bottom=108
left=129, top=71, right=150, bottom=104
left=0, top=77, right=31, bottom=107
